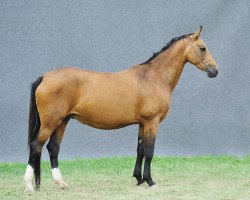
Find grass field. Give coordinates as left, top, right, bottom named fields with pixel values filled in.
left=0, top=156, right=250, bottom=200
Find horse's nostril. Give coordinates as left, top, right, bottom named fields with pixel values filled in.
left=206, top=67, right=218, bottom=78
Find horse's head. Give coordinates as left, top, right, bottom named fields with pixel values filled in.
left=184, top=26, right=218, bottom=78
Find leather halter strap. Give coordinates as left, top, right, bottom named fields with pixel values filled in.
left=184, top=36, right=214, bottom=71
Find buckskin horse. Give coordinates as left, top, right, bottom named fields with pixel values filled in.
left=24, top=26, right=218, bottom=191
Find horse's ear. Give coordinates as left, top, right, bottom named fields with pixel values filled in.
left=192, top=26, right=202, bottom=40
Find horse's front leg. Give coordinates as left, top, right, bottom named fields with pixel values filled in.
left=133, top=125, right=145, bottom=185
left=142, top=119, right=159, bottom=187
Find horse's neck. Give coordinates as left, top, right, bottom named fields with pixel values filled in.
left=150, top=41, right=186, bottom=92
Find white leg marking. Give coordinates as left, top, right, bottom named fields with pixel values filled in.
left=52, top=168, right=63, bottom=182
left=52, top=168, right=68, bottom=189
left=24, top=164, right=34, bottom=192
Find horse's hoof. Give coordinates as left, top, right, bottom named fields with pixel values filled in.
left=25, top=186, right=34, bottom=192
left=53, top=180, right=68, bottom=189
left=149, top=184, right=158, bottom=190
left=137, top=180, right=145, bottom=186
left=59, top=181, right=68, bottom=189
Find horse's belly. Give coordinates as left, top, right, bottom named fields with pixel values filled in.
left=74, top=113, right=136, bottom=130
left=73, top=102, right=139, bottom=130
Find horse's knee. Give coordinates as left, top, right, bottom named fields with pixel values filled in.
left=137, top=142, right=144, bottom=154
left=143, top=143, right=155, bottom=158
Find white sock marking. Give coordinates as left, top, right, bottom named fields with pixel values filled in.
left=24, top=164, right=34, bottom=192
left=52, top=168, right=63, bottom=183
left=52, top=168, right=68, bottom=189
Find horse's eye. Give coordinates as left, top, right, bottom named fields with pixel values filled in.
left=200, top=47, right=206, bottom=52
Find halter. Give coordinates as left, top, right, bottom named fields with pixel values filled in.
left=183, top=36, right=214, bottom=71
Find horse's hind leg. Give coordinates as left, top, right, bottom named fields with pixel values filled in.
left=46, top=118, right=69, bottom=189
left=24, top=126, right=54, bottom=192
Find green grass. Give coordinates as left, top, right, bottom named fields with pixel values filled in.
left=0, top=156, right=250, bottom=200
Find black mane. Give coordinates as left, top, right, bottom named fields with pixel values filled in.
left=141, top=33, right=193, bottom=65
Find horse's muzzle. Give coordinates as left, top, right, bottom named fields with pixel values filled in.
left=206, top=67, right=218, bottom=78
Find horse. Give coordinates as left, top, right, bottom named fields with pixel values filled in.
left=24, top=26, right=218, bottom=191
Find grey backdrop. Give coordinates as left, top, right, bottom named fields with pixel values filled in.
left=0, top=0, right=249, bottom=162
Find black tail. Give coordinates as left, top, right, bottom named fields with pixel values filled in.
left=28, top=76, right=43, bottom=188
